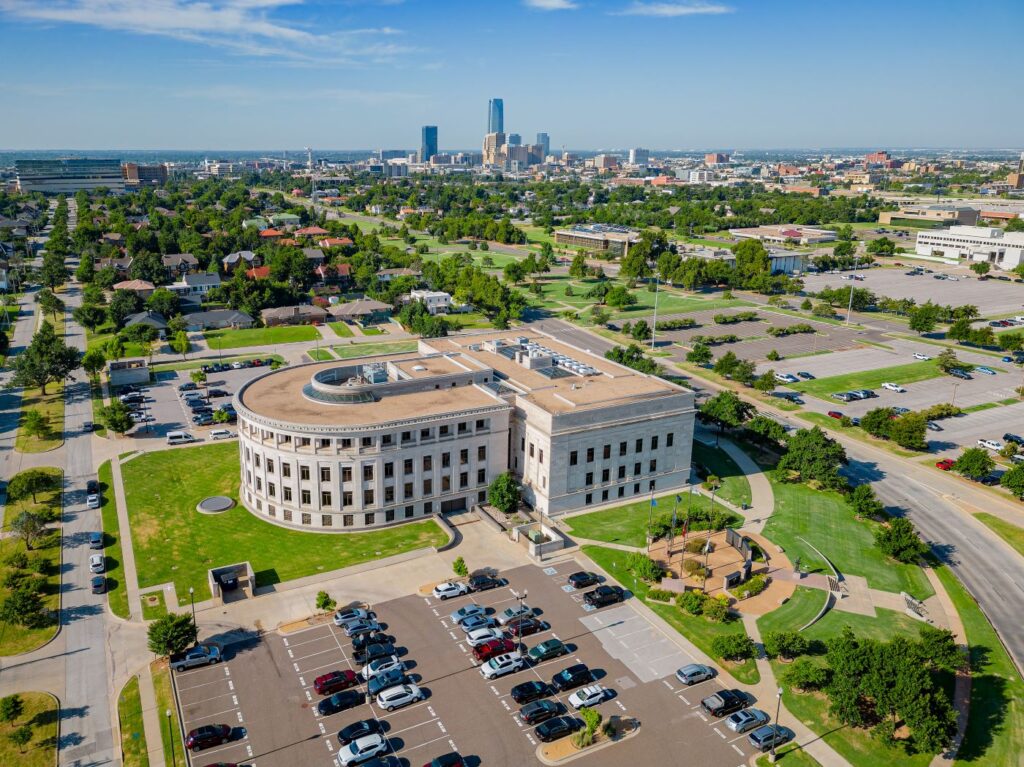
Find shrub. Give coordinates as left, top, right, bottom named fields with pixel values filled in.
left=656, top=318, right=697, bottom=331
left=315, top=591, right=336, bottom=612
left=571, top=729, right=594, bottom=748
left=683, top=559, right=705, bottom=578
left=452, top=556, right=469, bottom=577
left=782, top=658, right=830, bottom=691
left=627, top=552, right=664, bottom=582
left=712, top=633, right=756, bottom=661
left=647, top=588, right=675, bottom=603
left=920, top=403, right=962, bottom=421
left=702, top=594, right=731, bottom=622
left=0, top=694, right=24, bottom=724
left=684, top=538, right=707, bottom=554
left=4, top=551, right=29, bottom=570
left=763, top=630, right=809, bottom=660
left=766, top=349, right=781, bottom=361
left=580, top=705, right=602, bottom=733
left=678, top=590, right=706, bottom=615
left=735, top=573, right=769, bottom=599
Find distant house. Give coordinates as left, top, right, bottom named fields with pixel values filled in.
left=409, top=289, right=452, bottom=315
left=318, top=237, right=353, bottom=249
left=245, top=265, right=271, bottom=280
left=184, top=309, right=254, bottom=331
left=261, top=304, right=328, bottom=327
left=161, top=253, right=199, bottom=279
left=328, top=297, right=392, bottom=326
left=378, top=267, right=421, bottom=283
left=97, top=256, right=133, bottom=277
left=101, top=232, right=125, bottom=246
left=302, top=248, right=326, bottom=267
left=314, top=261, right=352, bottom=288
left=169, top=272, right=221, bottom=299
left=223, top=250, right=259, bottom=273
left=259, top=228, right=284, bottom=240
left=242, top=217, right=269, bottom=231
left=295, top=226, right=329, bottom=237
left=112, top=279, right=155, bottom=298
left=123, top=310, right=168, bottom=338
left=269, top=213, right=302, bottom=228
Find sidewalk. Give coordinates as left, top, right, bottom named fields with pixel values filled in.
left=110, top=457, right=142, bottom=621
left=137, top=667, right=167, bottom=767
left=924, top=567, right=971, bottom=767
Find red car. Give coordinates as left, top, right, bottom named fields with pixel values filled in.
left=826, top=411, right=843, bottom=420
left=185, top=724, right=231, bottom=752
left=506, top=617, right=544, bottom=638
left=313, top=669, right=358, bottom=696
left=473, top=638, right=516, bottom=662
left=935, top=458, right=956, bottom=471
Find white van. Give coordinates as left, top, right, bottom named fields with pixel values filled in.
left=166, top=431, right=197, bottom=446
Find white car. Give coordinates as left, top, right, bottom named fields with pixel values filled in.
left=568, top=684, right=607, bottom=709
left=86, top=493, right=100, bottom=509
left=978, top=439, right=1003, bottom=451
left=479, top=652, right=526, bottom=680
left=465, top=627, right=504, bottom=647
left=375, top=683, right=423, bottom=711
left=449, top=604, right=486, bottom=625
left=334, top=607, right=373, bottom=626
left=946, top=275, right=959, bottom=281
left=881, top=382, right=906, bottom=393
left=361, top=655, right=403, bottom=681
left=913, top=353, right=931, bottom=361
left=496, top=604, right=533, bottom=626
left=432, top=581, right=469, bottom=600
left=209, top=429, right=235, bottom=440
left=338, top=734, right=387, bottom=766
left=774, top=373, right=799, bottom=384
left=89, top=554, right=105, bottom=573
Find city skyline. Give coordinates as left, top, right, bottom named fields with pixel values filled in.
left=0, top=0, right=1022, bottom=150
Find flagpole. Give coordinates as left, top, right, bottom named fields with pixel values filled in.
left=647, top=490, right=655, bottom=553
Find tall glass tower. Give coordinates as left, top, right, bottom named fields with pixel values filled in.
left=420, top=125, right=438, bottom=163
left=488, top=98, right=504, bottom=134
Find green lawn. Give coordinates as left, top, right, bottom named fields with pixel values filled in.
left=360, top=325, right=385, bottom=336
left=121, top=443, right=447, bottom=602
left=616, top=291, right=755, bottom=318
left=584, top=545, right=760, bottom=684
left=447, top=312, right=494, bottom=330
left=692, top=442, right=752, bottom=508
left=16, top=381, right=65, bottom=453
left=0, top=692, right=59, bottom=767
left=117, top=676, right=150, bottom=767
left=151, top=662, right=185, bottom=767
left=0, top=468, right=63, bottom=655
left=971, top=513, right=1024, bottom=558
left=792, top=360, right=942, bottom=400
left=148, top=354, right=283, bottom=373
left=306, top=348, right=335, bottom=361
left=98, top=460, right=130, bottom=619
left=333, top=341, right=418, bottom=359
left=89, top=382, right=108, bottom=437
left=933, top=565, right=1024, bottom=765
left=565, top=492, right=740, bottom=548
left=797, top=412, right=921, bottom=458
left=328, top=321, right=354, bottom=338
left=141, top=591, right=167, bottom=622
left=763, top=481, right=934, bottom=599
left=87, top=324, right=149, bottom=359
left=756, top=745, right=821, bottom=767
left=204, top=325, right=319, bottom=350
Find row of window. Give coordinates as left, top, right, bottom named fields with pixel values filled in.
left=584, top=480, right=657, bottom=506
left=247, top=492, right=485, bottom=527
left=582, top=461, right=658, bottom=487
left=244, top=418, right=492, bottom=450
left=245, top=445, right=488, bottom=482
left=568, top=434, right=674, bottom=467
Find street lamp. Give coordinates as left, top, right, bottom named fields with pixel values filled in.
left=510, top=589, right=528, bottom=652
left=189, top=586, right=196, bottom=633
left=165, top=709, right=175, bottom=766
left=770, top=686, right=784, bottom=763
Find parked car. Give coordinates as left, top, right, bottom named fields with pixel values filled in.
left=726, top=707, right=770, bottom=734
left=511, top=680, right=550, bottom=704
left=192, top=414, right=214, bottom=426
left=91, top=575, right=106, bottom=594
left=976, top=366, right=996, bottom=376
left=208, top=389, right=230, bottom=398
left=352, top=632, right=389, bottom=654
left=748, top=724, right=793, bottom=753
left=949, top=368, right=972, bottom=380
left=892, top=406, right=911, bottom=415
left=338, top=733, right=387, bottom=766
left=796, top=371, right=815, bottom=380
left=170, top=645, right=221, bottom=672
left=568, top=685, right=607, bottom=709
left=528, top=639, right=568, bottom=663
left=536, top=716, right=581, bottom=743
left=496, top=604, right=533, bottom=626
left=831, top=392, right=852, bottom=402
left=480, top=652, right=526, bottom=680
left=468, top=574, right=502, bottom=592
left=774, top=372, right=799, bottom=384
left=318, top=689, right=366, bottom=717
left=978, top=439, right=1003, bottom=451
left=473, top=638, right=517, bottom=662
left=505, top=617, right=544, bottom=638
left=583, top=585, right=625, bottom=608
left=519, top=699, right=561, bottom=725
left=567, top=571, right=599, bottom=589
left=89, top=531, right=104, bottom=550
left=675, top=663, right=715, bottom=686
left=345, top=619, right=383, bottom=638
left=432, top=582, right=469, bottom=600
left=460, top=614, right=496, bottom=633
left=827, top=411, right=844, bottom=420
left=465, top=627, right=504, bottom=647
left=338, top=719, right=383, bottom=747
left=850, top=389, right=876, bottom=399
left=89, top=554, right=105, bottom=574
left=185, top=724, right=231, bottom=752
left=210, top=429, right=235, bottom=440
left=449, top=604, right=486, bottom=625
left=178, top=382, right=198, bottom=392
left=423, top=754, right=464, bottom=767
left=935, top=458, right=956, bottom=471
left=913, top=353, right=932, bottom=361
left=1004, top=433, right=1024, bottom=446
left=354, top=642, right=396, bottom=666
left=315, top=670, right=359, bottom=696
left=551, top=664, right=591, bottom=692
left=701, top=689, right=746, bottom=717
left=375, top=684, right=423, bottom=712
left=361, top=655, right=403, bottom=681
left=367, top=668, right=412, bottom=698
left=882, top=382, right=906, bottom=393
left=333, top=607, right=374, bottom=627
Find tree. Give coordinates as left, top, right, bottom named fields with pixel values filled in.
left=763, top=630, right=809, bottom=660
left=812, top=301, right=836, bottom=318
left=745, top=415, right=788, bottom=448
left=108, top=289, right=143, bottom=329
left=732, top=359, right=757, bottom=386
left=488, top=472, right=520, bottom=515
left=604, top=285, right=636, bottom=308
left=969, top=262, right=990, bottom=276
left=936, top=348, right=971, bottom=373
left=866, top=236, right=896, bottom=256
left=916, top=625, right=963, bottom=673
left=37, top=289, right=65, bottom=320
left=754, top=371, right=776, bottom=393
left=569, top=251, right=587, bottom=279
left=952, top=447, right=994, bottom=480
left=686, top=343, right=712, bottom=365
left=452, top=556, right=469, bottom=577
left=776, top=427, right=848, bottom=489
left=860, top=407, right=894, bottom=438
left=1007, top=218, right=1024, bottom=233
left=82, top=348, right=106, bottom=381
left=875, top=517, right=929, bottom=563
left=190, top=370, right=208, bottom=386
left=908, top=302, right=942, bottom=334
left=315, top=591, right=336, bottom=612
left=848, top=484, right=884, bottom=519
left=630, top=319, right=651, bottom=341
left=946, top=318, right=972, bottom=343
left=75, top=252, right=96, bottom=283
left=21, top=409, right=50, bottom=441
left=0, top=589, right=45, bottom=628
left=605, top=344, right=659, bottom=374
left=999, top=464, right=1024, bottom=498
left=782, top=658, right=830, bottom=691
left=8, top=725, right=33, bottom=754
left=619, top=247, right=652, bottom=282
left=10, top=512, right=47, bottom=551
left=700, top=391, right=754, bottom=437
left=72, top=303, right=107, bottom=332
left=171, top=330, right=191, bottom=360
left=147, top=612, right=199, bottom=656
left=713, top=351, right=739, bottom=377
left=0, top=694, right=24, bottom=724
left=503, top=261, right=526, bottom=285
left=889, top=412, right=928, bottom=451
left=146, top=287, right=180, bottom=317
left=6, top=469, right=57, bottom=504
left=9, top=320, right=81, bottom=395
left=100, top=400, right=136, bottom=435
left=711, top=633, right=755, bottom=661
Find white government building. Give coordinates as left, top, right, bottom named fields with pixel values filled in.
left=915, top=226, right=1024, bottom=271
left=234, top=331, right=696, bottom=531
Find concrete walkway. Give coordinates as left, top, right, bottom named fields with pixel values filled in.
left=137, top=667, right=167, bottom=767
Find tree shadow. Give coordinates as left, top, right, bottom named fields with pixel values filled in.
left=841, top=458, right=886, bottom=484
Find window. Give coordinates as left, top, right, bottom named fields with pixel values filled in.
left=423, top=455, right=433, bottom=471
left=440, top=425, right=450, bottom=437
left=570, top=450, right=578, bottom=466
left=424, top=501, right=433, bottom=514
left=649, top=480, right=656, bottom=491
left=635, top=438, right=643, bottom=453
left=320, top=466, right=330, bottom=482
left=268, top=483, right=276, bottom=498
left=343, top=514, right=353, bottom=527
left=341, top=438, right=352, bottom=449
left=341, top=466, right=352, bottom=482
left=650, top=459, right=657, bottom=472
left=634, top=462, right=641, bottom=476
left=385, top=509, right=395, bottom=523
left=363, top=465, right=374, bottom=481
left=618, top=466, right=626, bottom=479
left=602, top=489, right=609, bottom=502
left=284, top=487, right=293, bottom=502
left=586, top=447, right=595, bottom=463
left=585, top=472, right=594, bottom=486
left=478, top=490, right=487, bottom=503
left=364, top=513, right=374, bottom=525
left=458, top=421, right=468, bottom=433
left=254, top=454, right=261, bottom=468
left=401, top=431, right=412, bottom=443
left=255, top=478, right=262, bottom=491
left=459, top=472, right=468, bottom=489
left=343, top=491, right=353, bottom=506
left=301, top=489, right=311, bottom=505
left=282, top=463, right=291, bottom=478
left=585, top=493, right=593, bottom=505
left=244, top=447, right=250, bottom=462
left=442, top=476, right=451, bottom=492
left=420, top=428, right=432, bottom=440
left=634, top=483, right=640, bottom=494
left=478, top=445, right=486, bottom=461
left=667, top=432, right=674, bottom=447
left=323, top=514, right=332, bottom=527
left=442, top=452, right=451, bottom=468
left=281, top=434, right=291, bottom=444
left=384, top=486, right=394, bottom=503
left=300, top=465, right=310, bottom=481
left=404, top=482, right=414, bottom=499
left=403, top=459, right=413, bottom=475
left=460, top=449, right=469, bottom=465
left=477, top=468, right=486, bottom=485
left=361, top=437, right=372, bottom=448
left=283, top=509, right=293, bottom=522
left=256, top=499, right=262, bottom=510
left=476, top=419, right=486, bottom=430
left=651, top=436, right=659, bottom=450
left=618, top=486, right=625, bottom=498
left=539, top=449, right=544, bottom=465
left=268, top=505, right=276, bottom=517
left=321, top=490, right=332, bottom=506
left=298, top=437, right=310, bottom=448
left=383, top=462, right=394, bottom=479
left=529, top=442, right=535, bottom=458
left=619, top=441, right=627, bottom=456
left=382, top=434, right=393, bottom=446
left=542, top=475, right=546, bottom=489
left=603, top=444, right=611, bottom=460
left=404, top=505, right=414, bottom=519
left=267, top=460, right=274, bottom=474
left=423, top=478, right=433, bottom=495
left=363, top=489, right=375, bottom=505
left=318, top=438, right=331, bottom=449
left=601, top=468, right=610, bottom=483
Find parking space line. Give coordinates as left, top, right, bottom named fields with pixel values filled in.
left=391, top=733, right=454, bottom=755
left=189, top=736, right=249, bottom=758
left=176, top=678, right=235, bottom=693
left=732, top=744, right=745, bottom=755
left=180, top=690, right=237, bottom=707
left=291, top=647, right=343, bottom=663
left=386, top=717, right=440, bottom=737
left=181, top=705, right=242, bottom=724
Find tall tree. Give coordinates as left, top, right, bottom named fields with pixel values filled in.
left=9, top=320, right=81, bottom=395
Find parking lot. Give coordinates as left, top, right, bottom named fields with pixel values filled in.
left=173, top=561, right=770, bottom=766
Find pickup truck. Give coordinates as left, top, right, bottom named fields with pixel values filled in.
left=583, top=585, right=625, bottom=608
left=170, top=645, right=221, bottom=672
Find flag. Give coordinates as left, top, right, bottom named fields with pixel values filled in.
left=650, top=498, right=657, bottom=507
left=681, top=518, right=688, bottom=535
left=675, top=495, right=681, bottom=503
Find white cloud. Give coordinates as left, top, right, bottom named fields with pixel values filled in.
left=0, top=0, right=412, bottom=63
left=614, top=1, right=732, bottom=16
left=524, top=0, right=579, bottom=10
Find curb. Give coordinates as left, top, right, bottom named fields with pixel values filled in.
left=535, top=721, right=641, bottom=766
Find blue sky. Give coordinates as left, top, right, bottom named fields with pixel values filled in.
left=1, top=0, right=1021, bottom=150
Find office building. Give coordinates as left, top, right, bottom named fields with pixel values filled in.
left=704, top=152, right=730, bottom=166
left=16, top=158, right=125, bottom=194
left=536, top=133, right=550, bottom=157
left=420, top=126, right=438, bottom=164
left=377, top=149, right=407, bottom=162
left=592, top=154, right=619, bottom=171
left=685, top=246, right=805, bottom=275
left=122, top=163, right=168, bottom=187
left=728, top=225, right=836, bottom=246
left=688, top=170, right=712, bottom=183
left=488, top=98, right=504, bottom=134
left=878, top=204, right=980, bottom=227
left=508, top=134, right=521, bottom=147
left=1006, top=152, right=1024, bottom=190
left=483, top=132, right=507, bottom=166
left=865, top=150, right=891, bottom=165
left=628, top=148, right=650, bottom=166
left=234, top=330, right=695, bottom=531
left=915, top=226, right=1024, bottom=271
left=553, top=224, right=639, bottom=256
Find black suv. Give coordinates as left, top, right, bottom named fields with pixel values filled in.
left=338, top=719, right=383, bottom=746
left=536, top=716, right=581, bottom=743
left=520, top=699, right=560, bottom=725
left=469, top=574, right=502, bottom=592
left=317, top=689, right=365, bottom=716
left=352, top=631, right=389, bottom=653
left=511, top=680, right=549, bottom=704
left=354, top=641, right=396, bottom=666
left=1004, top=433, right=1024, bottom=446
left=583, top=585, right=625, bottom=608
left=701, top=689, right=746, bottom=717
left=551, top=664, right=591, bottom=692
left=567, top=571, right=598, bottom=589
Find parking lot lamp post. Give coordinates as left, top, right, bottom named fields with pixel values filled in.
left=511, top=589, right=527, bottom=652
left=189, top=586, right=196, bottom=633
left=166, top=709, right=174, bottom=765
left=951, top=382, right=959, bottom=407
left=770, top=686, right=783, bottom=762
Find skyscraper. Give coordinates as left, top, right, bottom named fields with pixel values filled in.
left=508, top=133, right=521, bottom=147
left=488, top=98, right=504, bottom=134
left=536, top=133, right=550, bottom=158
left=420, top=125, right=438, bottom=163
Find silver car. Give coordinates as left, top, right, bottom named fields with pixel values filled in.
left=726, top=707, right=770, bottom=734
left=675, top=663, right=714, bottom=685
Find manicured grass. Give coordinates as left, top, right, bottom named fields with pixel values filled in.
left=149, top=354, right=283, bottom=373
left=962, top=402, right=998, bottom=414
left=87, top=324, right=149, bottom=359
left=328, top=321, right=354, bottom=338
left=692, top=442, right=752, bottom=508
left=583, top=545, right=760, bottom=684
left=933, top=565, right=1024, bottom=765
left=758, top=587, right=926, bottom=644
left=89, top=382, right=108, bottom=437
left=446, top=312, right=494, bottom=330
left=972, top=513, right=1024, bottom=557
left=122, top=443, right=448, bottom=602
left=332, top=341, right=418, bottom=359
left=204, top=325, right=319, bottom=350
left=117, top=676, right=151, bottom=767
left=0, top=468, right=63, bottom=655
left=756, top=745, right=821, bottom=767
left=98, top=460, right=130, bottom=619
left=0, top=692, right=59, bottom=767
left=769, top=307, right=858, bottom=328
left=151, top=661, right=185, bottom=767
left=616, top=291, right=754, bottom=318
left=360, top=325, right=385, bottom=336
left=306, top=347, right=334, bottom=361
left=141, top=590, right=167, bottom=621
left=15, top=381, right=65, bottom=452
left=791, top=360, right=942, bottom=400
left=565, top=492, right=740, bottom=548
left=763, top=481, right=934, bottom=599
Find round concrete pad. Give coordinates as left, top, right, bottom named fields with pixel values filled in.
left=197, top=495, right=235, bottom=514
